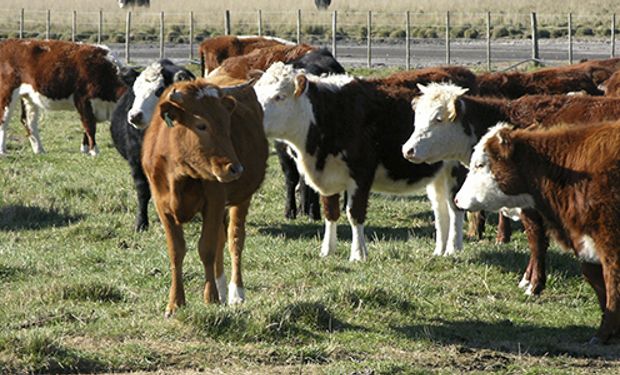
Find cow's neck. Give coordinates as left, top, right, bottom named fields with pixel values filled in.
left=461, top=96, right=510, bottom=143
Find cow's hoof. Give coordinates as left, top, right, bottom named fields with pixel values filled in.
left=80, top=144, right=89, bottom=153
left=228, top=283, right=245, bottom=305
left=518, top=274, right=530, bottom=289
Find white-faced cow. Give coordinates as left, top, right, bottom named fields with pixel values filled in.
left=455, top=121, right=620, bottom=344
left=253, top=62, right=479, bottom=261
left=110, top=59, right=195, bottom=231
left=142, top=79, right=268, bottom=315
left=402, top=82, right=620, bottom=295
left=0, top=39, right=132, bottom=156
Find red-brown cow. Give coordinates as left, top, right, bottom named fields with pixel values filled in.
left=141, top=79, right=267, bottom=315
left=456, top=121, right=620, bottom=344
left=604, top=69, right=620, bottom=97
left=199, top=35, right=294, bottom=77
left=0, top=39, right=133, bottom=156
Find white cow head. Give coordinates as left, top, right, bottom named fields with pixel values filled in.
left=455, top=123, right=535, bottom=212
left=402, top=82, right=473, bottom=166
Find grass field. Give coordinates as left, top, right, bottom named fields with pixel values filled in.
left=1, top=68, right=620, bottom=374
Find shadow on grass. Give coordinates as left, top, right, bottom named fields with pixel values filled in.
left=257, top=222, right=435, bottom=242
left=393, top=318, right=620, bottom=360
left=473, top=247, right=582, bottom=279
left=0, top=205, right=83, bottom=230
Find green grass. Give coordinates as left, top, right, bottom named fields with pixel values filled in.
left=0, top=94, right=619, bottom=373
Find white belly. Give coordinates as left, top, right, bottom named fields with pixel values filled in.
left=578, top=235, right=601, bottom=264
left=371, top=165, right=436, bottom=195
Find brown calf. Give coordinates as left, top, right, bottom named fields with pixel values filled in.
left=199, top=35, right=294, bottom=77
left=141, top=79, right=268, bottom=315
left=456, top=121, right=620, bottom=343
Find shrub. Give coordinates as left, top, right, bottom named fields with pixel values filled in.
left=492, top=26, right=509, bottom=38
left=575, top=26, right=594, bottom=36
left=551, top=28, right=567, bottom=38
left=390, top=29, right=406, bottom=39
left=538, top=29, right=551, bottom=38
left=464, top=28, right=479, bottom=39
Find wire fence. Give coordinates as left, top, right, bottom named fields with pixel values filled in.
left=0, top=8, right=618, bottom=69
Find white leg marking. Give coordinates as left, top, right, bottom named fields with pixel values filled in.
left=427, top=177, right=449, bottom=256
left=445, top=169, right=464, bottom=256
left=22, top=99, right=45, bottom=154
left=80, top=143, right=89, bottom=153
left=320, top=219, right=338, bottom=257
left=346, top=191, right=367, bottom=262
left=88, top=144, right=100, bottom=157
left=0, top=91, right=20, bottom=154
left=518, top=273, right=531, bottom=289
left=215, top=273, right=228, bottom=304
left=227, top=282, right=245, bottom=305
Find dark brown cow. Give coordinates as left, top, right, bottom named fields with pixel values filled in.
left=604, top=69, right=620, bottom=97
left=404, top=82, right=620, bottom=296
left=199, top=35, right=294, bottom=77
left=0, top=39, right=132, bottom=156
left=142, top=79, right=267, bottom=315
left=477, top=58, right=620, bottom=98
left=208, top=43, right=316, bottom=80
left=455, top=121, right=620, bottom=344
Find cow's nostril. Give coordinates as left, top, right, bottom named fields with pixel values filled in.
left=129, top=111, right=143, bottom=125
left=229, top=163, right=244, bottom=177
left=454, top=197, right=459, bottom=207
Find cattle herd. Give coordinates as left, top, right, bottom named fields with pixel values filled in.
left=3, top=34, right=620, bottom=345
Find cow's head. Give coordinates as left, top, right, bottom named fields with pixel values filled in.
left=253, top=62, right=314, bottom=141
left=455, top=123, right=534, bottom=212
left=402, top=82, right=472, bottom=165
left=157, top=80, right=244, bottom=183
left=119, top=0, right=150, bottom=8
left=128, top=60, right=195, bottom=129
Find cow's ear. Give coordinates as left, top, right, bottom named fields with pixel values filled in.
left=247, top=69, right=264, bottom=83
left=173, top=69, right=195, bottom=82
left=120, top=66, right=140, bottom=86
left=159, top=89, right=184, bottom=128
left=411, top=96, right=419, bottom=111
left=294, top=74, right=308, bottom=97
left=416, top=83, right=428, bottom=94
left=448, top=98, right=465, bottom=122
left=220, top=96, right=237, bottom=113
left=495, top=128, right=514, bottom=159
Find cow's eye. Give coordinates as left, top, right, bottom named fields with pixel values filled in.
left=196, top=123, right=207, bottom=131
left=274, top=95, right=285, bottom=102
left=434, top=115, right=443, bottom=123
left=474, top=163, right=484, bottom=169
left=155, top=86, right=165, bottom=97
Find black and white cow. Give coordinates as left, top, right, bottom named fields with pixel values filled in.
left=110, top=59, right=194, bottom=231
left=253, top=62, right=465, bottom=261
left=118, top=0, right=150, bottom=8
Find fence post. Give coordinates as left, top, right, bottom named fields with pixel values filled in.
left=332, top=10, right=337, bottom=59
left=445, top=11, right=450, bottom=64
left=46, top=9, right=50, bottom=40
left=19, top=8, right=24, bottom=39
left=72, top=10, right=76, bottom=42
left=125, top=11, right=131, bottom=64
left=297, top=9, right=302, bottom=43
left=224, top=10, right=231, bottom=35
left=486, top=11, right=491, bottom=71
left=612, top=14, right=616, bottom=58
left=189, top=11, right=194, bottom=60
left=405, top=11, right=410, bottom=70
left=531, top=12, right=539, bottom=61
left=98, top=9, right=102, bottom=44
left=367, top=11, right=372, bottom=68
left=568, top=13, right=573, bottom=64
left=257, top=10, right=262, bottom=36
left=159, top=11, right=165, bottom=59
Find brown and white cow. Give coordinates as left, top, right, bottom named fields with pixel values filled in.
left=141, top=79, right=267, bottom=315
left=254, top=62, right=479, bottom=260
left=199, top=35, right=295, bottom=77
left=402, top=82, right=620, bottom=295
left=455, top=121, right=620, bottom=344
left=0, top=39, right=132, bottom=156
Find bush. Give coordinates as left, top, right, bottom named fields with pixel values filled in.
left=575, top=26, right=594, bottom=36
left=390, top=29, right=406, bottom=39
left=492, top=26, right=509, bottom=38
left=464, top=28, right=479, bottom=39
left=423, top=29, right=439, bottom=38
left=538, top=29, right=551, bottom=38
left=551, top=28, right=567, bottom=38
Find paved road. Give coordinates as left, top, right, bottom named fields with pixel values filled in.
left=109, top=38, right=617, bottom=69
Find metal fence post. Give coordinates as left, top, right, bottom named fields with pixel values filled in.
left=445, top=11, right=450, bottom=64
left=568, top=13, right=573, bottom=64
left=98, top=9, right=102, bottom=44
left=405, top=11, right=410, bottom=70
left=486, top=11, right=491, bottom=71
left=367, top=11, right=372, bottom=68
left=72, top=10, right=76, bottom=42
left=159, top=11, right=165, bottom=59
left=125, top=11, right=131, bottom=64
left=612, top=14, right=616, bottom=58
left=297, top=9, right=301, bottom=43
left=46, top=9, right=50, bottom=40
left=332, top=10, right=337, bottom=59
left=531, top=12, right=539, bottom=61
left=189, top=11, right=194, bottom=60
left=224, top=10, right=231, bottom=35
left=257, top=10, right=262, bottom=36
left=19, top=8, right=24, bottom=39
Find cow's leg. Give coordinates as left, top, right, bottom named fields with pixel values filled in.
left=227, top=198, right=251, bottom=304
left=518, top=209, right=548, bottom=295
left=20, top=98, right=46, bottom=154
left=582, top=262, right=606, bottom=311
left=320, top=194, right=340, bottom=257
left=594, top=250, right=620, bottom=343
left=346, top=184, right=370, bottom=262
left=427, top=171, right=450, bottom=256
left=129, top=158, right=151, bottom=231
left=444, top=170, right=464, bottom=256
left=159, top=211, right=187, bottom=317
left=466, top=211, right=486, bottom=240
left=198, top=196, right=226, bottom=304
left=74, top=98, right=99, bottom=156
left=0, top=89, right=19, bottom=155
left=496, top=213, right=512, bottom=244
left=300, top=178, right=321, bottom=220
left=275, top=141, right=299, bottom=219
left=214, top=220, right=228, bottom=303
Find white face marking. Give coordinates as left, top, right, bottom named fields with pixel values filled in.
left=455, top=124, right=535, bottom=212
left=402, top=83, right=473, bottom=165
left=128, top=62, right=166, bottom=128
left=578, top=235, right=601, bottom=264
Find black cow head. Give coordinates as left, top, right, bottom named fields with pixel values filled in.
left=314, top=0, right=331, bottom=10
left=118, top=0, right=150, bottom=8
